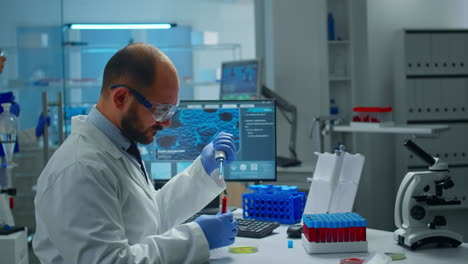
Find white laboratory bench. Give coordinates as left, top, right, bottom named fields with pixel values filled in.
left=209, top=225, right=468, bottom=263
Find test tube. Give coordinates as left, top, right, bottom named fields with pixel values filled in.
left=331, top=216, right=338, bottom=242
left=221, top=195, right=227, bottom=213
left=362, top=218, right=367, bottom=241
left=326, top=219, right=332, bottom=242
left=349, top=214, right=356, bottom=242
left=343, top=216, right=350, bottom=242
left=319, top=216, right=326, bottom=243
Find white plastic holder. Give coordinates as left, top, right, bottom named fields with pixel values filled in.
left=303, top=146, right=365, bottom=214
left=301, top=234, right=368, bottom=254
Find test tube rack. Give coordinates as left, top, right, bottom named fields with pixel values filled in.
left=242, top=185, right=306, bottom=224
left=302, top=212, right=368, bottom=254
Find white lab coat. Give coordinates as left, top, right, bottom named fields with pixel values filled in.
left=33, top=115, right=224, bottom=264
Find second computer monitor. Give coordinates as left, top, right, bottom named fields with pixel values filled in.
left=220, top=59, right=261, bottom=100
left=145, top=99, right=276, bottom=182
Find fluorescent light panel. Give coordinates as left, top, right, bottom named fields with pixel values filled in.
left=69, top=24, right=174, bottom=30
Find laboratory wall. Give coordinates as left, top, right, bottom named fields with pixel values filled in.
left=64, top=0, right=255, bottom=99
left=2, top=0, right=256, bottom=87
left=256, top=0, right=329, bottom=162
left=2, top=0, right=255, bottom=54
left=63, top=0, right=255, bottom=58
left=354, top=0, right=468, bottom=236
left=0, top=0, right=62, bottom=47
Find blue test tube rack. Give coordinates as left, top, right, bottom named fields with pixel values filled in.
left=242, top=184, right=306, bottom=224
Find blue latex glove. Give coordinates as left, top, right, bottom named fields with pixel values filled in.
left=0, top=92, right=20, bottom=116
left=194, top=211, right=238, bottom=250
left=35, top=114, right=51, bottom=137
left=10, top=103, right=20, bottom=117
left=200, top=132, right=236, bottom=175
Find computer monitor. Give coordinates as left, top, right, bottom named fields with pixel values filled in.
left=142, top=99, right=276, bottom=183
left=219, top=59, right=261, bottom=100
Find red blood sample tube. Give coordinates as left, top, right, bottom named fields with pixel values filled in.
left=344, top=221, right=350, bottom=242
left=221, top=196, right=227, bottom=213
left=362, top=219, right=367, bottom=241
left=309, top=224, right=317, bottom=242
left=319, top=223, right=326, bottom=243
left=357, top=220, right=364, bottom=241
left=338, top=218, right=344, bottom=242
left=316, top=225, right=320, bottom=242
left=354, top=219, right=360, bottom=241
left=332, top=221, right=338, bottom=242
left=303, top=224, right=310, bottom=241
left=326, top=220, right=332, bottom=242
left=349, top=219, right=356, bottom=242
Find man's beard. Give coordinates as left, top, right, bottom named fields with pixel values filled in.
left=121, top=105, right=163, bottom=145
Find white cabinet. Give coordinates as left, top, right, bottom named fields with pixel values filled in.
left=396, top=30, right=468, bottom=241
left=397, top=30, right=468, bottom=166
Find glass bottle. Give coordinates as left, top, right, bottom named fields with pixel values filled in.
left=0, top=103, right=18, bottom=168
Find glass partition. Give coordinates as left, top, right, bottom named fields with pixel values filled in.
left=1, top=3, right=245, bottom=263
left=0, top=1, right=65, bottom=260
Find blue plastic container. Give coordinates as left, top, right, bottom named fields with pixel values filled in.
left=242, top=184, right=306, bottom=224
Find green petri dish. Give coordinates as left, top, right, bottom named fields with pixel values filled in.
left=385, top=252, right=406, bottom=261
left=228, top=246, right=259, bottom=254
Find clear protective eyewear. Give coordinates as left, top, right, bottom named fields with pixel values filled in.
left=110, top=84, right=179, bottom=122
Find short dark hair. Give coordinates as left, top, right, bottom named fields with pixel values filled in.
left=101, top=43, right=159, bottom=95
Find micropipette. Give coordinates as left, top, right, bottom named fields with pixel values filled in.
left=215, top=150, right=226, bottom=181
left=215, top=150, right=228, bottom=196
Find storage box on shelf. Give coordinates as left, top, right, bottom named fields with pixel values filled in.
left=351, top=106, right=394, bottom=127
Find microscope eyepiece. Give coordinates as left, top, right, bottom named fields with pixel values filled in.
left=403, top=139, right=436, bottom=166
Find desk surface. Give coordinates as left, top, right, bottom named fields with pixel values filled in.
left=209, top=225, right=468, bottom=263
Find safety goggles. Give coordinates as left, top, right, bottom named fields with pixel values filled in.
left=110, top=84, right=179, bottom=122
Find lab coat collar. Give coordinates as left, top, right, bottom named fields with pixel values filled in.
left=86, top=106, right=132, bottom=152
left=71, top=115, right=125, bottom=160
left=71, top=115, right=154, bottom=196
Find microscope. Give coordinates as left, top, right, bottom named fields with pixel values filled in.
left=394, top=139, right=463, bottom=249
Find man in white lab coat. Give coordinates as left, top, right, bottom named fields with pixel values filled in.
left=33, top=43, right=237, bottom=264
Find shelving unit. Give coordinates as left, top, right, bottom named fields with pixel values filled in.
left=396, top=29, right=468, bottom=168
left=333, top=124, right=449, bottom=135
left=323, top=14, right=454, bottom=151
left=325, top=0, right=355, bottom=152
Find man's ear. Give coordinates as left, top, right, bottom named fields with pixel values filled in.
left=112, top=87, right=130, bottom=110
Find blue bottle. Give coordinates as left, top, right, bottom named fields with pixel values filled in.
left=330, top=99, right=339, bottom=116
left=327, top=13, right=335, bottom=41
